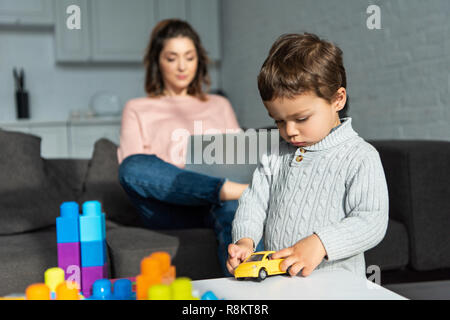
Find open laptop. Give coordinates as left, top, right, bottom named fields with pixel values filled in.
left=184, top=129, right=279, bottom=184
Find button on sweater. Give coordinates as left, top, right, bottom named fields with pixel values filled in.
left=232, top=117, right=389, bottom=278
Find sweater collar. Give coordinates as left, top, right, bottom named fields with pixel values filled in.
left=302, top=117, right=358, bottom=152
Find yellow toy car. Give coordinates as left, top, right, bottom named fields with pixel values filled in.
left=234, top=251, right=287, bottom=281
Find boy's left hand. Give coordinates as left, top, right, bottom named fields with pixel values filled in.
left=271, top=234, right=327, bottom=277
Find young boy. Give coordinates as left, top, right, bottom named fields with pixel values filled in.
left=227, top=33, right=389, bottom=279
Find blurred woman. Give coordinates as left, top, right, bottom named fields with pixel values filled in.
left=117, top=19, right=258, bottom=275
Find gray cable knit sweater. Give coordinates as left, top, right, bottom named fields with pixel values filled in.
left=232, top=117, right=389, bottom=278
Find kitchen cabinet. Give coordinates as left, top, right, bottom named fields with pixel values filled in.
left=0, top=0, right=54, bottom=26
left=54, top=0, right=91, bottom=62
left=54, top=0, right=221, bottom=63
left=90, top=0, right=156, bottom=62
left=186, top=0, right=221, bottom=61
left=156, top=0, right=186, bottom=20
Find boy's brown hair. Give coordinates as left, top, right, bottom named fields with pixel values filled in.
left=143, top=19, right=210, bottom=101
left=257, top=33, right=349, bottom=116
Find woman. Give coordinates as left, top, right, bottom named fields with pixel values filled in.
left=117, top=19, right=259, bottom=275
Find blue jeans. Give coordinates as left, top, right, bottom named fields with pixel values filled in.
left=118, top=154, right=263, bottom=276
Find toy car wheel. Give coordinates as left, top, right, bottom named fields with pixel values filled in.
left=258, top=268, right=267, bottom=281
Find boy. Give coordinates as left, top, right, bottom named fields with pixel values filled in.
left=227, top=33, right=389, bottom=278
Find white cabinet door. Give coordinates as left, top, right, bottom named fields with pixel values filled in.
left=29, top=125, right=69, bottom=158
left=91, top=0, right=157, bottom=62
left=0, top=0, right=53, bottom=26
left=156, top=0, right=186, bottom=20
left=186, top=0, right=221, bottom=61
left=69, top=123, right=120, bottom=159
left=52, top=0, right=221, bottom=63
left=54, top=0, right=91, bottom=62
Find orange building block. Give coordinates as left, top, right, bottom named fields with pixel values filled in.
left=56, top=281, right=81, bottom=300
left=136, top=252, right=176, bottom=300
left=26, top=283, right=51, bottom=300
left=150, top=252, right=175, bottom=284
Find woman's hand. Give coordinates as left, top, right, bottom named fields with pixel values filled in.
left=271, top=234, right=327, bottom=277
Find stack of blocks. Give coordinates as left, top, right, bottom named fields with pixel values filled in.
left=136, top=252, right=176, bottom=300
left=56, top=200, right=107, bottom=298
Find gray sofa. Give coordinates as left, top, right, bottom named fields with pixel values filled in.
left=0, top=129, right=449, bottom=295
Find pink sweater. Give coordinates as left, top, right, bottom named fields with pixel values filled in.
left=117, top=94, right=241, bottom=167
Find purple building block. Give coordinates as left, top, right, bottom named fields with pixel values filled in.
left=57, top=242, right=81, bottom=287
left=81, top=264, right=108, bottom=298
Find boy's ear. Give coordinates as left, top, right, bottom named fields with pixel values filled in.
left=333, top=87, right=347, bottom=112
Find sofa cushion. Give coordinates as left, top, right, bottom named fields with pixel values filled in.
left=0, top=129, right=73, bottom=235
left=370, top=140, right=450, bottom=271
left=106, top=226, right=223, bottom=280
left=365, top=219, right=409, bottom=271
left=106, top=226, right=179, bottom=278
left=0, top=227, right=57, bottom=295
left=160, top=229, right=223, bottom=280
left=45, top=159, right=90, bottom=199
left=79, top=139, right=142, bottom=227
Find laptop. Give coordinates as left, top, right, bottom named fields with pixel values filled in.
left=184, top=129, right=279, bottom=184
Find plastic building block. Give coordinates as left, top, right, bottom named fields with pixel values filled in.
left=44, top=267, right=65, bottom=299
left=136, top=256, right=163, bottom=300
left=88, top=279, right=114, bottom=300
left=57, top=243, right=81, bottom=275
left=171, top=277, right=198, bottom=300
left=81, top=265, right=107, bottom=298
left=151, top=251, right=176, bottom=284
left=80, top=240, right=105, bottom=267
left=148, top=284, right=171, bottom=300
left=56, top=281, right=80, bottom=300
left=26, top=283, right=51, bottom=300
left=136, top=251, right=176, bottom=300
left=146, top=278, right=199, bottom=300
left=201, top=290, right=219, bottom=300
left=79, top=200, right=107, bottom=297
left=79, top=201, right=107, bottom=267
left=56, top=202, right=80, bottom=243
left=113, top=279, right=135, bottom=300
left=56, top=202, right=81, bottom=288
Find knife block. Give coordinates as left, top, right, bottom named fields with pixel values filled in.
left=15, top=90, right=29, bottom=119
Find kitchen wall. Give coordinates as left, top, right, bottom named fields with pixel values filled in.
left=0, top=26, right=220, bottom=123
left=220, top=0, right=450, bottom=140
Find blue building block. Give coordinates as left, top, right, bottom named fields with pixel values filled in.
left=56, top=202, right=80, bottom=243
left=87, top=279, right=114, bottom=300
left=201, top=290, right=220, bottom=300
left=79, top=201, right=107, bottom=268
left=80, top=241, right=107, bottom=267
left=113, top=279, right=135, bottom=300
left=79, top=201, right=105, bottom=242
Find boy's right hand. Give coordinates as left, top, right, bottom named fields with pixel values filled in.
left=226, top=238, right=254, bottom=275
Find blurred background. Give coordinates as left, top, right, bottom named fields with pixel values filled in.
left=0, top=0, right=449, bottom=300
left=0, top=0, right=449, bottom=158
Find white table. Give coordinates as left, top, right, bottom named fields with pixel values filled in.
left=192, top=269, right=407, bottom=300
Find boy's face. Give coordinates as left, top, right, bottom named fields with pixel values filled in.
left=264, top=89, right=346, bottom=148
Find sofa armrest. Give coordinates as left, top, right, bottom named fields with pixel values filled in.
left=369, top=140, right=450, bottom=271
